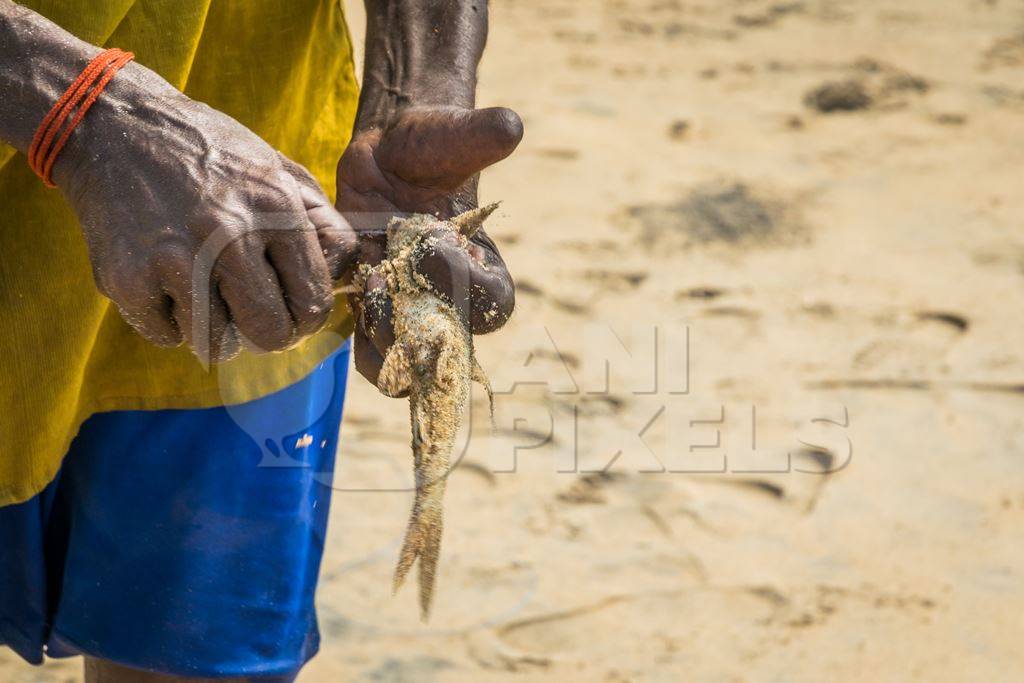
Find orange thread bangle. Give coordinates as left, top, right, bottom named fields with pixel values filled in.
left=27, top=49, right=122, bottom=175
left=28, top=48, right=135, bottom=188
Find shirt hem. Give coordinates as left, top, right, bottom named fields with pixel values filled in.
left=0, top=331, right=353, bottom=508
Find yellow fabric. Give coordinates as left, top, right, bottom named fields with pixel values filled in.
left=0, top=0, right=360, bottom=505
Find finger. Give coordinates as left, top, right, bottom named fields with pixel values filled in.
left=265, top=225, right=334, bottom=338
left=93, top=258, right=185, bottom=348
left=361, top=270, right=396, bottom=358
left=414, top=229, right=515, bottom=334
left=276, top=153, right=324, bottom=196
left=254, top=170, right=335, bottom=338
left=279, top=154, right=363, bottom=282
left=356, top=230, right=387, bottom=269
left=354, top=318, right=409, bottom=398
left=376, top=107, right=524, bottom=190
left=353, top=323, right=385, bottom=388
left=347, top=263, right=404, bottom=395
left=164, top=277, right=241, bottom=363
left=216, top=235, right=297, bottom=353
left=207, top=286, right=242, bottom=362
left=114, top=290, right=183, bottom=349
left=300, top=184, right=360, bottom=282
left=466, top=229, right=516, bottom=332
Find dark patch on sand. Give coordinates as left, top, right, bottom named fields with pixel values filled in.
left=733, top=2, right=805, bottom=29
left=805, top=59, right=929, bottom=113
left=734, top=479, right=786, bottom=499
left=701, top=305, right=761, bottom=319
left=677, top=286, right=728, bottom=300
left=516, top=279, right=544, bottom=296
left=932, top=112, right=967, bottom=126
left=536, top=148, right=580, bottom=160
left=529, top=347, right=581, bottom=368
left=557, top=471, right=628, bottom=505
left=582, top=269, right=648, bottom=291
left=804, top=79, right=872, bottom=112
left=668, top=119, right=690, bottom=140
left=916, top=310, right=969, bottom=332
left=980, top=34, right=1024, bottom=70
left=628, top=183, right=808, bottom=250
left=367, top=656, right=455, bottom=682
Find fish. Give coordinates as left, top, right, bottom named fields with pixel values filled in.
left=363, top=204, right=498, bottom=620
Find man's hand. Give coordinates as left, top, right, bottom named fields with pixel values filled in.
left=336, top=104, right=523, bottom=387
left=58, top=64, right=356, bottom=363
left=334, top=0, right=524, bottom=388
left=0, top=5, right=358, bottom=363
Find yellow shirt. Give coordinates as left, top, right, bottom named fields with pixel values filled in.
left=0, top=0, right=359, bottom=505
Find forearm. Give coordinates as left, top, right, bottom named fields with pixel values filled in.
left=0, top=1, right=102, bottom=154
left=356, top=0, right=488, bottom=131
left=0, top=2, right=200, bottom=190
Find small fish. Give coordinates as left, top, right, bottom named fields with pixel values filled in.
left=365, top=204, right=498, bottom=620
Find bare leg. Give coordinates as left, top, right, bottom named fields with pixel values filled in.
left=84, top=657, right=270, bottom=683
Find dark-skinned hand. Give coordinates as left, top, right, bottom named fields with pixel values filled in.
left=333, top=105, right=524, bottom=391
left=54, top=60, right=356, bottom=363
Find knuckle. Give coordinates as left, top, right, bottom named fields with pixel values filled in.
left=239, top=309, right=296, bottom=352
left=94, top=268, right=139, bottom=305
left=115, top=303, right=181, bottom=348
left=91, top=268, right=115, bottom=299
left=207, top=329, right=242, bottom=363
left=299, top=288, right=335, bottom=329
left=113, top=302, right=147, bottom=331
left=149, top=332, right=183, bottom=349
left=153, top=248, right=194, bottom=281
left=281, top=155, right=317, bottom=185
left=293, top=305, right=332, bottom=337
left=473, top=276, right=515, bottom=333
left=250, top=164, right=301, bottom=207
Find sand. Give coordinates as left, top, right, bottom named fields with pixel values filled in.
left=4, top=0, right=1023, bottom=680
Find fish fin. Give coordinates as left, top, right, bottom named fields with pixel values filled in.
left=392, top=495, right=445, bottom=622
left=392, top=505, right=422, bottom=595
left=451, top=202, right=500, bottom=239
left=377, top=343, right=413, bottom=397
left=471, top=357, right=495, bottom=426
left=417, top=514, right=443, bottom=621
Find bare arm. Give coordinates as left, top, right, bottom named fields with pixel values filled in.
left=356, top=0, right=486, bottom=127
left=0, top=0, right=356, bottom=362
left=0, top=1, right=101, bottom=170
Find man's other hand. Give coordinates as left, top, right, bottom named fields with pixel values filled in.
left=333, top=105, right=523, bottom=389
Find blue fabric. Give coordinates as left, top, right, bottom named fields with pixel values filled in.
left=0, top=341, right=350, bottom=680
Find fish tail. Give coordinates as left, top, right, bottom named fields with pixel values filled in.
left=393, top=393, right=449, bottom=620
left=391, top=488, right=445, bottom=620
left=416, top=511, right=443, bottom=620
left=392, top=509, right=421, bottom=595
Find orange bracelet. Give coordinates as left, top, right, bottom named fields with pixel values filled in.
left=28, top=48, right=135, bottom=188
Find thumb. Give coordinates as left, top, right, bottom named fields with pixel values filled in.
left=376, top=107, right=524, bottom=190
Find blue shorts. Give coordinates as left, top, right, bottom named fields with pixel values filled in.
left=0, top=341, right=350, bottom=680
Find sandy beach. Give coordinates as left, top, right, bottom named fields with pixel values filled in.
left=4, top=0, right=1023, bottom=680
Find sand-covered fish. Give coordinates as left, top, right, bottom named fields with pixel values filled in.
left=360, top=205, right=497, bottom=620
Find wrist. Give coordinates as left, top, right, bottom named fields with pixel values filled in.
left=354, top=0, right=486, bottom=132
left=47, top=60, right=172, bottom=189
left=353, top=71, right=478, bottom=134
left=0, top=5, right=103, bottom=154
left=0, top=5, right=167, bottom=190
